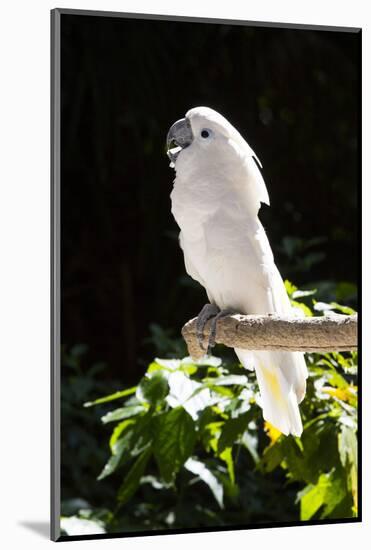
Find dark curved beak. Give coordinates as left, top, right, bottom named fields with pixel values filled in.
left=166, top=117, right=194, bottom=165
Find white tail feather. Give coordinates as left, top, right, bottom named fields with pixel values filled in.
left=235, top=348, right=307, bottom=436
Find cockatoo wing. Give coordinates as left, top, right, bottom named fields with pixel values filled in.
left=232, top=222, right=307, bottom=435
left=232, top=219, right=307, bottom=436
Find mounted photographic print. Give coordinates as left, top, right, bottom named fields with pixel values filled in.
left=51, top=8, right=361, bottom=542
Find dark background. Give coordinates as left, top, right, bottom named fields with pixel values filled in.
left=61, top=14, right=359, bottom=385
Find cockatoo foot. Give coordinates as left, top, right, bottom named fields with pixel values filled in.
left=196, top=304, right=235, bottom=354
left=208, top=308, right=236, bottom=350
left=196, top=303, right=220, bottom=351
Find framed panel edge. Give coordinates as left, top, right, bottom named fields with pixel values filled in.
left=49, top=8, right=362, bottom=540
left=53, top=7, right=361, bottom=33
left=51, top=7, right=61, bottom=542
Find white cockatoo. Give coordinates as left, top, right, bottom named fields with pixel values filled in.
left=166, top=106, right=308, bottom=436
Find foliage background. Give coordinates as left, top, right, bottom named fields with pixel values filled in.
left=60, top=13, right=359, bottom=537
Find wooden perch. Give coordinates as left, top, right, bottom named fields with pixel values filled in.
left=182, top=313, right=358, bottom=360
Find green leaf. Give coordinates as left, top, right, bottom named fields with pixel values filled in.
left=154, top=407, right=196, bottom=482
left=147, top=361, right=168, bottom=374
left=298, top=470, right=346, bottom=520
left=179, top=364, right=198, bottom=376
left=290, top=420, right=339, bottom=484
left=326, top=371, right=349, bottom=391
left=219, top=446, right=235, bottom=484
left=329, top=302, right=356, bottom=315
left=136, top=372, right=169, bottom=407
left=117, top=446, right=152, bottom=505
left=208, top=385, right=234, bottom=398
left=98, top=437, right=130, bottom=480
left=298, top=475, right=327, bottom=520
left=335, top=282, right=357, bottom=302
left=330, top=351, right=356, bottom=371
left=83, top=386, right=136, bottom=407
left=130, top=413, right=154, bottom=456
left=284, top=279, right=298, bottom=296
left=241, top=431, right=259, bottom=464
left=184, top=457, right=224, bottom=508
left=152, top=358, right=181, bottom=370
left=98, top=420, right=135, bottom=480
left=140, top=475, right=173, bottom=490
left=101, top=405, right=145, bottom=424
left=109, top=419, right=135, bottom=452
left=217, top=412, right=251, bottom=453
left=313, top=301, right=356, bottom=315
left=98, top=413, right=154, bottom=481
left=291, top=300, right=313, bottom=317
left=338, top=425, right=357, bottom=470
left=338, top=425, right=358, bottom=512
left=292, top=289, right=317, bottom=299
left=205, top=375, right=248, bottom=387
left=313, top=301, right=334, bottom=312
left=260, top=439, right=285, bottom=473
left=200, top=420, right=224, bottom=453
left=61, top=516, right=105, bottom=536
left=167, top=370, right=212, bottom=419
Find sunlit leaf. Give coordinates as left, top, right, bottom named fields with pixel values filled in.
left=83, top=386, right=136, bottom=407
left=98, top=420, right=135, bottom=480
left=109, top=419, right=135, bottom=452
left=284, top=280, right=298, bottom=296
left=292, top=289, right=317, bottom=299
left=329, top=302, right=356, bottom=315
left=166, top=370, right=212, bottom=420
left=298, top=469, right=346, bottom=520
left=185, top=457, right=224, bottom=508
left=205, top=375, right=248, bottom=387
left=101, top=405, right=145, bottom=424
left=219, top=446, right=235, bottom=484
left=61, top=516, right=105, bottom=536
left=291, top=300, right=313, bottom=317
left=321, top=386, right=357, bottom=406
left=313, top=301, right=356, bottom=315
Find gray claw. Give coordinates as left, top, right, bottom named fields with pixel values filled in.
left=208, top=308, right=235, bottom=350
left=195, top=304, right=235, bottom=354
left=196, top=303, right=220, bottom=351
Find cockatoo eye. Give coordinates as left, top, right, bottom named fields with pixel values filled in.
left=200, top=128, right=212, bottom=139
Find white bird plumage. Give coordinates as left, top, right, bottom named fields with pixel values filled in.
left=169, top=106, right=308, bottom=436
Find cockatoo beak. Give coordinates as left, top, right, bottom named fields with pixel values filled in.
left=166, top=117, right=194, bottom=165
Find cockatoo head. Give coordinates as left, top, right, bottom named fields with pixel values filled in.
left=166, top=106, right=268, bottom=206
left=166, top=106, right=260, bottom=172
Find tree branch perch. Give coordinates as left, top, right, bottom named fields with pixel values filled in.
left=182, top=313, right=358, bottom=360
